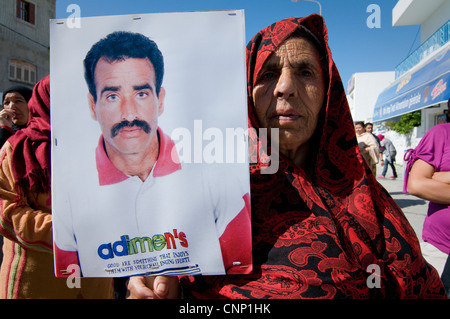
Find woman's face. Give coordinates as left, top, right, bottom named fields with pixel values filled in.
left=252, top=36, right=325, bottom=155
left=3, top=92, right=29, bottom=126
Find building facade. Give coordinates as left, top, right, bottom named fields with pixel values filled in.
left=373, top=0, right=450, bottom=151
left=0, top=0, right=55, bottom=98
left=347, top=71, right=395, bottom=123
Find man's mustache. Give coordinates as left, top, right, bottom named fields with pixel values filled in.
left=111, top=119, right=151, bottom=138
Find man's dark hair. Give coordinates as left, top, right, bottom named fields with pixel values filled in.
left=83, top=31, right=164, bottom=102
left=354, top=121, right=365, bottom=127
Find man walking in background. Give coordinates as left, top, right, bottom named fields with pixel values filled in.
left=377, top=134, right=398, bottom=179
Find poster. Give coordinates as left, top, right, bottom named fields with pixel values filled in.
left=50, top=10, right=251, bottom=278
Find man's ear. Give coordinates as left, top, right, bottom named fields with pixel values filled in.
left=158, top=87, right=165, bottom=116
left=88, top=93, right=97, bottom=121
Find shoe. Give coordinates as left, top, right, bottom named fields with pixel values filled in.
left=389, top=175, right=397, bottom=179
left=377, top=175, right=385, bottom=178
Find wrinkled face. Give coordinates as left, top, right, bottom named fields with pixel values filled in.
left=3, top=92, right=29, bottom=126
left=252, top=36, right=325, bottom=154
left=88, top=57, right=165, bottom=156
left=355, top=123, right=365, bottom=135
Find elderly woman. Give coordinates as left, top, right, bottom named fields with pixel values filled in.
left=128, top=14, right=446, bottom=299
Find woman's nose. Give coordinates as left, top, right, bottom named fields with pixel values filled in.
left=274, top=69, right=296, bottom=99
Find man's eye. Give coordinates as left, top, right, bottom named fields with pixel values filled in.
left=106, top=94, right=118, bottom=102
left=136, top=92, right=148, bottom=98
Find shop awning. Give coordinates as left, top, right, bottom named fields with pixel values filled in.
left=373, top=46, right=450, bottom=122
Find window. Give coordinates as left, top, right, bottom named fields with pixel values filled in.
left=16, top=0, right=35, bottom=25
left=9, top=59, right=37, bottom=85
left=436, top=111, right=447, bottom=125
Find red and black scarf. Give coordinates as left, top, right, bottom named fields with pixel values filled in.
left=181, top=15, right=445, bottom=298
left=9, top=75, right=51, bottom=203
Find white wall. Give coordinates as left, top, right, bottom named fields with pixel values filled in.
left=347, top=71, right=395, bottom=122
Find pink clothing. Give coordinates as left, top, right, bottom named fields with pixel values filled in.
left=95, top=127, right=182, bottom=185
left=404, top=123, right=450, bottom=254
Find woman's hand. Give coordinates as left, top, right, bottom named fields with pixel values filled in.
left=0, top=109, right=15, bottom=128
left=126, top=275, right=180, bottom=299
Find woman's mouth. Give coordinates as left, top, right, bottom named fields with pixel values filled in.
left=271, top=109, right=302, bottom=123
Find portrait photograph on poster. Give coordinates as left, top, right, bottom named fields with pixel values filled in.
left=50, top=10, right=251, bottom=278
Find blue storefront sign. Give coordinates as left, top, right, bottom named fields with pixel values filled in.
left=373, top=46, right=450, bottom=122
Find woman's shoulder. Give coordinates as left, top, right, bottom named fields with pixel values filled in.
left=427, top=123, right=450, bottom=134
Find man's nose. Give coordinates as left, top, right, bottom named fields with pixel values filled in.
left=274, top=69, right=296, bottom=99
left=120, top=96, right=138, bottom=121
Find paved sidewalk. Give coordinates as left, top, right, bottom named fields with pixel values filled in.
left=375, top=162, right=427, bottom=242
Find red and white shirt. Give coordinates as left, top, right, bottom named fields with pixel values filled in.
left=53, top=128, right=251, bottom=277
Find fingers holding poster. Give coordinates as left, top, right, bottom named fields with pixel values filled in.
left=50, top=10, right=252, bottom=278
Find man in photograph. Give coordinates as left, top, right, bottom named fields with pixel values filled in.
left=53, top=31, right=251, bottom=278
left=85, top=31, right=167, bottom=183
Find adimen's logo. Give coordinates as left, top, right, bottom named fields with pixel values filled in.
left=98, top=229, right=188, bottom=260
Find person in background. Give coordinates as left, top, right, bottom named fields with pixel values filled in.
left=0, top=86, right=33, bottom=272
left=365, top=122, right=383, bottom=164
left=128, top=14, right=446, bottom=299
left=365, top=122, right=381, bottom=151
left=355, top=121, right=379, bottom=176
left=0, top=76, right=114, bottom=298
left=404, top=99, right=450, bottom=288
left=377, top=134, right=398, bottom=179
left=0, top=86, right=32, bottom=147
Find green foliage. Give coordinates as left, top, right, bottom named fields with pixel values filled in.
left=385, top=110, right=421, bottom=135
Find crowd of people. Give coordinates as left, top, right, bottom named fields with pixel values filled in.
left=353, top=121, right=399, bottom=179
left=0, top=13, right=448, bottom=299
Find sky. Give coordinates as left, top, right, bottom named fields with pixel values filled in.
left=54, top=0, right=421, bottom=93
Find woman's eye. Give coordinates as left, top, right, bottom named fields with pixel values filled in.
left=300, top=70, right=312, bottom=77
left=262, top=72, right=273, bottom=80
left=258, top=71, right=276, bottom=83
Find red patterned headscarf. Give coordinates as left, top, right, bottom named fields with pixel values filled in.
left=183, top=15, right=446, bottom=298
left=9, top=75, right=51, bottom=202
left=247, top=15, right=364, bottom=193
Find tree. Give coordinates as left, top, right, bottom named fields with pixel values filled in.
left=385, top=110, right=421, bottom=135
